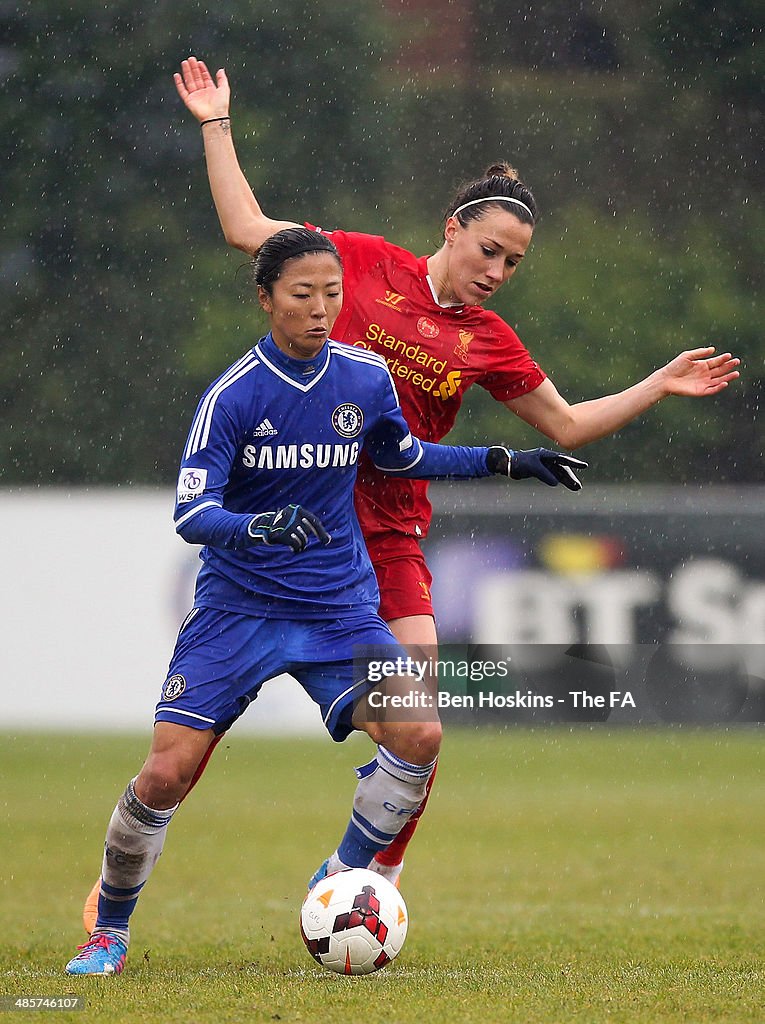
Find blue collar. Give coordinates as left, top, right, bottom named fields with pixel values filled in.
left=256, top=332, right=330, bottom=383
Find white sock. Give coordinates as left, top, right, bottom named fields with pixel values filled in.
left=334, top=746, right=437, bottom=868
left=95, top=778, right=178, bottom=936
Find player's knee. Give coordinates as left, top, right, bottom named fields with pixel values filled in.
left=134, top=755, right=194, bottom=809
left=378, top=719, right=442, bottom=766
left=410, top=719, right=442, bottom=762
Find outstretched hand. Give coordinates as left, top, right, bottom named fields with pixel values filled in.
left=174, top=56, right=230, bottom=123
left=658, top=347, right=741, bottom=397
left=487, top=447, right=588, bottom=491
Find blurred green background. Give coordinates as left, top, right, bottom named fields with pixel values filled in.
left=3, top=0, right=762, bottom=484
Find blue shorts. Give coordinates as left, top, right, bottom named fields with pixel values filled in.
left=154, top=605, right=404, bottom=741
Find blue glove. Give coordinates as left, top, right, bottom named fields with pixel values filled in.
left=247, top=504, right=331, bottom=553
left=487, top=446, right=588, bottom=491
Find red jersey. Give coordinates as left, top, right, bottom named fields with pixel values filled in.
left=308, top=226, right=546, bottom=541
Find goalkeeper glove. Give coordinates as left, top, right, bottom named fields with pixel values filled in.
left=486, top=447, right=588, bottom=491
left=247, top=504, right=331, bottom=553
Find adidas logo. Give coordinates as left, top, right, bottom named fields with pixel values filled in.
left=253, top=418, right=279, bottom=437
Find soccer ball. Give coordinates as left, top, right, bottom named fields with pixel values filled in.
left=300, top=868, right=408, bottom=975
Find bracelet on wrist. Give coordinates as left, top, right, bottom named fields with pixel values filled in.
left=200, top=116, right=231, bottom=127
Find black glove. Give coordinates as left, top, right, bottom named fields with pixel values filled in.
left=247, top=504, right=331, bottom=553
left=486, top=446, right=588, bottom=491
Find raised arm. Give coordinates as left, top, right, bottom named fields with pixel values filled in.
left=506, top=347, right=741, bottom=449
left=174, top=56, right=299, bottom=254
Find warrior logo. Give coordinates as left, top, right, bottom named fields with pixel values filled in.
left=376, top=290, right=407, bottom=311
left=331, top=403, right=364, bottom=438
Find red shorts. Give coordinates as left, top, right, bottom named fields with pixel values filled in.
left=365, top=534, right=434, bottom=622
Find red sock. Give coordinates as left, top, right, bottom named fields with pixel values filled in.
left=373, top=761, right=438, bottom=866
left=182, top=732, right=226, bottom=800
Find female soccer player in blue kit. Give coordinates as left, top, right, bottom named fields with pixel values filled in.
left=65, top=228, right=586, bottom=975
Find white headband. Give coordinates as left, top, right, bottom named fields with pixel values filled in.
left=451, top=195, right=533, bottom=220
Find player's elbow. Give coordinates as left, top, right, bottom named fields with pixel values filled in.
left=541, top=414, right=584, bottom=450
left=175, top=518, right=205, bottom=546
left=221, top=225, right=257, bottom=255
left=554, top=429, right=587, bottom=451
left=222, top=215, right=291, bottom=257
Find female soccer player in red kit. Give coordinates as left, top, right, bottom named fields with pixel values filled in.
left=78, top=57, right=737, bottom=929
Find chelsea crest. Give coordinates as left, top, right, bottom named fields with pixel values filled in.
left=332, top=403, right=364, bottom=438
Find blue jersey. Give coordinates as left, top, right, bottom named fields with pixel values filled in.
left=174, top=333, right=491, bottom=618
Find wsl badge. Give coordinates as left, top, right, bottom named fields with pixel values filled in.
left=177, top=467, right=207, bottom=503
left=332, top=403, right=364, bottom=438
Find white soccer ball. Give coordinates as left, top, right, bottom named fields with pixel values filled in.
left=300, top=868, right=408, bottom=975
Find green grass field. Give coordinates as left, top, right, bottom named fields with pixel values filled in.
left=1, top=729, right=762, bottom=1023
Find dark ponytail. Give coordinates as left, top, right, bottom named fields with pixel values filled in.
left=253, top=227, right=343, bottom=293
left=445, top=163, right=538, bottom=227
